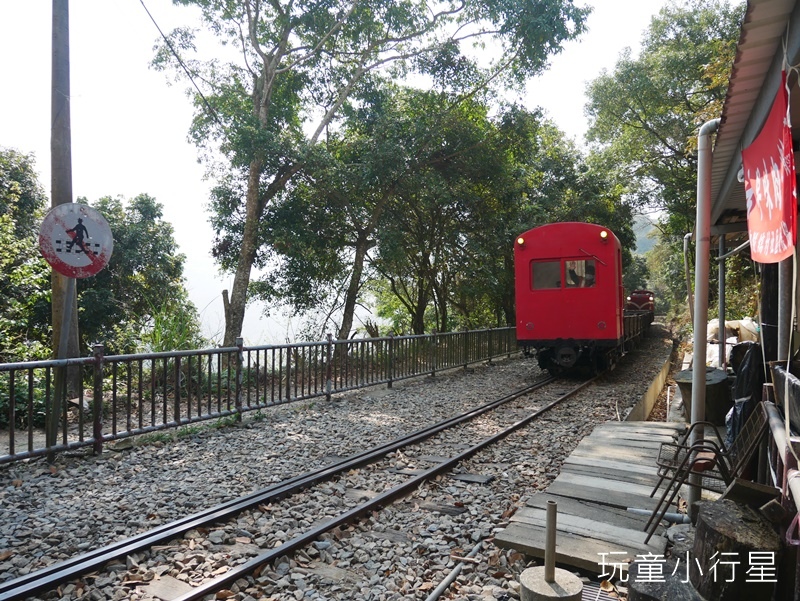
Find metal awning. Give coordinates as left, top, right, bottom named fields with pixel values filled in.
left=710, top=0, right=800, bottom=232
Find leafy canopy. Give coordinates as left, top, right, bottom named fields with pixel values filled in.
left=155, top=0, right=591, bottom=343
left=585, top=0, right=744, bottom=236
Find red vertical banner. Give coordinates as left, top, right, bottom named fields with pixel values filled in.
left=742, top=71, right=797, bottom=263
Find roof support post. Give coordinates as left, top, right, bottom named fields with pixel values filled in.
left=718, top=235, right=726, bottom=369
left=689, top=117, right=721, bottom=508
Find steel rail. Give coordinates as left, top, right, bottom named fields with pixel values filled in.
left=172, top=375, right=598, bottom=601
left=0, top=377, right=556, bottom=601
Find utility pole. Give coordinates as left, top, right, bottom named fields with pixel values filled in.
left=50, top=0, right=80, bottom=449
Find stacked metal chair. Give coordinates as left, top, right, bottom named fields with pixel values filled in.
left=643, top=401, right=769, bottom=543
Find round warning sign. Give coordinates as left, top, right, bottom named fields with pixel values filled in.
left=39, top=203, right=113, bottom=278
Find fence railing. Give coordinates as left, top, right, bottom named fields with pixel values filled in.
left=0, top=327, right=517, bottom=465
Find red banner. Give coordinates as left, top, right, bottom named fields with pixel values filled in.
left=742, top=71, right=797, bottom=263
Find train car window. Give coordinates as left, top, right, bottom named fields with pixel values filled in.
left=532, top=261, right=561, bottom=289
left=565, top=260, right=596, bottom=288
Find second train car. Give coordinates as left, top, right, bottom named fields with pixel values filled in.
left=514, top=222, right=651, bottom=374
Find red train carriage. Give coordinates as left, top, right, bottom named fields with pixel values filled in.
left=514, top=222, right=645, bottom=374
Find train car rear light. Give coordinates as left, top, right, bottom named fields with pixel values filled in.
left=649, top=296, right=654, bottom=301
left=626, top=296, right=631, bottom=301
left=600, top=230, right=609, bottom=242
left=516, top=237, right=525, bottom=246
left=597, top=321, right=607, bottom=330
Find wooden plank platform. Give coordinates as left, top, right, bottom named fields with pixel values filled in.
left=495, top=421, right=686, bottom=575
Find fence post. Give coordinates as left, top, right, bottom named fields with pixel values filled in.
left=92, top=344, right=104, bottom=455
left=173, top=354, right=182, bottom=426
left=463, top=329, right=469, bottom=370
left=235, top=337, right=244, bottom=421
left=431, top=331, right=438, bottom=377
left=388, top=334, right=394, bottom=389
left=488, top=328, right=493, bottom=364
left=286, top=345, right=292, bottom=401
left=326, top=333, right=333, bottom=402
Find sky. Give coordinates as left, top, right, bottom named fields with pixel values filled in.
left=0, top=0, right=670, bottom=345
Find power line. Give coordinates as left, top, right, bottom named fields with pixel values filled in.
left=138, top=0, right=225, bottom=128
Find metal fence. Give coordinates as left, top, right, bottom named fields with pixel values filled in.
left=0, top=328, right=517, bottom=465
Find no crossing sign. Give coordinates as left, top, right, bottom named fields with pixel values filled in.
left=39, top=203, right=113, bottom=278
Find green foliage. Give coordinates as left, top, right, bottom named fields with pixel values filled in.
left=0, top=372, right=47, bottom=429
left=0, top=153, right=208, bottom=360
left=623, top=254, right=651, bottom=294
left=0, top=147, right=46, bottom=237
left=260, top=91, right=638, bottom=336
left=156, top=0, right=591, bottom=345
left=77, top=194, right=204, bottom=354
left=142, top=298, right=205, bottom=353
left=646, top=234, right=690, bottom=319
left=717, top=253, right=759, bottom=320
left=0, top=148, right=51, bottom=362
left=585, top=0, right=745, bottom=236
left=583, top=0, right=751, bottom=334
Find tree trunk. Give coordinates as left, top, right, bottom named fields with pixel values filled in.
left=223, top=158, right=263, bottom=347
left=502, top=254, right=516, bottom=326
left=690, top=499, right=780, bottom=601
left=336, top=231, right=370, bottom=342
left=411, top=277, right=428, bottom=335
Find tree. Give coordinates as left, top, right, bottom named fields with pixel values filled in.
left=370, top=92, right=501, bottom=334
left=77, top=194, right=204, bottom=353
left=459, top=110, right=636, bottom=328
left=623, top=254, right=650, bottom=293
left=0, top=150, right=203, bottom=359
left=585, top=0, right=746, bottom=319
left=0, top=148, right=51, bottom=361
left=585, top=0, right=744, bottom=236
left=155, top=0, right=590, bottom=345
left=0, top=148, right=47, bottom=238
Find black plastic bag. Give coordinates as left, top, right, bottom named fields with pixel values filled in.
left=725, top=342, right=763, bottom=447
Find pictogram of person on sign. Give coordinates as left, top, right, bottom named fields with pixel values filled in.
left=65, top=218, right=90, bottom=254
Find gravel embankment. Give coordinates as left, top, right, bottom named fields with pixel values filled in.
left=0, top=325, right=675, bottom=600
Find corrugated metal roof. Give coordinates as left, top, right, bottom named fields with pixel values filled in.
left=710, top=0, right=799, bottom=229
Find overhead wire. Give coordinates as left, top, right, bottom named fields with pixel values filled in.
left=137, top=0, right=225, bottom=129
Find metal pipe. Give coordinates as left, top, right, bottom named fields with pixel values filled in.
left=764, top=402, right=800, bottom=514
left=423, top=540, right=483, bottom=601
left=719, top=235, right=726, bottom=369
left=716, top=239, right=750, bottom=261
left=627, top=507, right=691, bottom=524
left=545, top=500, right=557, bottom=583
left=684, top=233, right=694, bottom=323
left=689, top=117, right=721, bottom=508
left=666, top=385, right=672, bottom=421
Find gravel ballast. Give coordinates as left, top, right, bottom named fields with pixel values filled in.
left=0, top=325, right=675, bottom=600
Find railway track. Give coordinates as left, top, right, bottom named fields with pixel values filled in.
left=1, top=374, right=598, bottom=601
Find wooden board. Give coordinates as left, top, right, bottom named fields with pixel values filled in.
left=593, top=422, right=685, bottom=434
left=495, top=522, right=642, bottom=575
left=563, top=454, right=660, bottom=477
left=571, top=441, right=659, bottom=461
left=554, top=471, right=660, bottom=498
left=524, top=492, right=662, bottom=532
left=511, top=506, right=666, bottom=553
left=560, top=462, right=660, bottom=488
left=546, top=478, right=664, bottom=512
left=495, top=421, right=680, bottom=576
